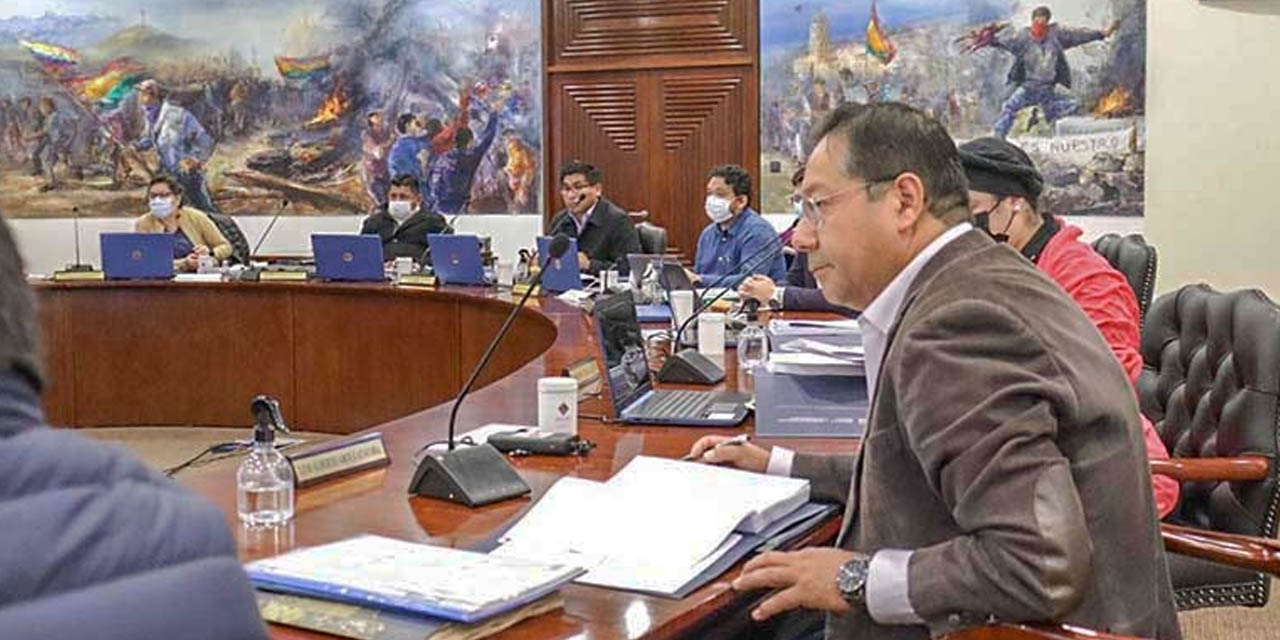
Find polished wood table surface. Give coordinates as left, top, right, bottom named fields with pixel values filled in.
left=34, top=280, right=859, bottom=640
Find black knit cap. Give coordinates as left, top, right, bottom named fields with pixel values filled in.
left=957, top=137, right=1045, bottom=203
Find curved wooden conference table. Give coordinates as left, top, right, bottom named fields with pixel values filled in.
left=33, top=280, right=858, bottom=640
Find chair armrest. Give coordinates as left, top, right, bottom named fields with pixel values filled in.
left=1149, top=456, right=1270, bottom=482
left=1161, top=522, right=1280, bottom=576
left=941, top=623, right=1150, bottom=640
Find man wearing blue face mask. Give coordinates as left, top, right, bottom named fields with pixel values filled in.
left=360, top=174, right=452, bottom=264
left=689, top=164, right=787, bottom=286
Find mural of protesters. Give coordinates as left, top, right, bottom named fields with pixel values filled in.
left=134, top=80, right=219, bottom=213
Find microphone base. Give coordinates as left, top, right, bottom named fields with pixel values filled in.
left=62, top=263, right=96, bottom=272
left=408, top=443, right=531, bottom=507
left=656, top=349, right=725, bottom=385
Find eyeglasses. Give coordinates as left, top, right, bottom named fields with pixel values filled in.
left=799, top=179, right=893, bottom=230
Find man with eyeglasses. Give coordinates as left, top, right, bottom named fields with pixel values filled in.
left=687, top=102, right=1179, bottom=640
left=546, top=161, right=640, bottom=276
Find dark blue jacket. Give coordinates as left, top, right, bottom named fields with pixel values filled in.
left=0, top=372, right=267, bottom=640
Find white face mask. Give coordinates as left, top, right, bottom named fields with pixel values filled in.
left=388, top=200, right=415, bottom=221
left=149, top=197, right=175, bottom=219
left=705, top=195, right=733, bottom=224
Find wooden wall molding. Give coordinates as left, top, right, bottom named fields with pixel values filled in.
left=550, top=0, right=749, bottom=69
left=563, top=82, right=639, bottom=151
left=662, top=76, right=742, bottom=152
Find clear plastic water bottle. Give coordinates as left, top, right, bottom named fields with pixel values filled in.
left=197, top=253, right=217, bottom=274
left=237, top=420, right=294, bottom=527
left=737, top=308, right=769, bottom=375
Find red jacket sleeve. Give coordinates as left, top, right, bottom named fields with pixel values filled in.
left=1039, top=228, right=1178, bottom=517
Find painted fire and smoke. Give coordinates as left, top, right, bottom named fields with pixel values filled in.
left=761, top=0, right=1146, bottom=217
left=0, top=0, right=542, bottom=218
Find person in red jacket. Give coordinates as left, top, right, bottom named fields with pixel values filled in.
left=958, top=136, right=1179, bottom=518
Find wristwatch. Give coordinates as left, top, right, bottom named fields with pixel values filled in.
left=836, top=553, right=871, bottom=606
left=769, top=286, right=785, bottom=310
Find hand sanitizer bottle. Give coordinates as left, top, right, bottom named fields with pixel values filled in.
left=237, top=418, right=295, bottom=526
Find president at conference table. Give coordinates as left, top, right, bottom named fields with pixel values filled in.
left=691, top=102, right=1179, bottom=639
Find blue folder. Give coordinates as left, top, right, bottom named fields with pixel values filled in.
left=429, top=234, right=487, bottom=285
left=312, top=234, right=384, bottom=281
left=100, top=233, right=175, bottom=280
left=537, top=236, right=582, bottom=293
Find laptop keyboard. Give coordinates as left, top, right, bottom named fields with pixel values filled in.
left=634, top=390, right=716, bottom=420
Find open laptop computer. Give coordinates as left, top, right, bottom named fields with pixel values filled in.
left=312, top=234, right=385, bottom=282
left=592, top=293, right=748, bottom=427
left=428, top=234, right=488, bottom=285
left=101, top=233, right=175, bottom=280
left=537, top=236, right=582, bottom=293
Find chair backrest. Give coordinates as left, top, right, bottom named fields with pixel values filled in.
left=1091, top=233, right=1157, bottom=320
left=206, top=212, right=251, bottom=265
left=636, top=221, right=668, bottom=256
left=1138, top=285, right=1280, bottom=604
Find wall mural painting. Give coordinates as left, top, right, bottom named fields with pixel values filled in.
left=0, top=0, right=542, bottom=218
left=761, top=0, right=1146, bottom=218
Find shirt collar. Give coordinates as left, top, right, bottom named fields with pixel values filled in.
left=860, top=222, right=973, bottom=336
left=572, top=199, right=601, bottom=234
left=718, top=207, right=755, bottom=237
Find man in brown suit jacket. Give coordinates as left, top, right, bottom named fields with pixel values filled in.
left=690, top=102, right=1179, bottom=640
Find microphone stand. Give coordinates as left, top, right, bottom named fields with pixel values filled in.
left=64, top=206, right=95, bottom=272
left=240, top=199, right=290, bottom=281
left=408, top=235, right=573, bottom=507
left=656, top=242, right=782, bottom=385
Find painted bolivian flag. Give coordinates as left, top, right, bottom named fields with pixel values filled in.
left=866, top=1, right=896, bottom=65
left=275, top=55, right=331, bottom=80
left=75, top=59, right=146, bottom=108
left=18, top=39, right=81, bottom=67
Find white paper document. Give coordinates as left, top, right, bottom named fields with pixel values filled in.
left=767, top=352, right=866, bottom=377
left=491, top=456, right=809, bottom=595
left=768, top=318, right=861, bottom=337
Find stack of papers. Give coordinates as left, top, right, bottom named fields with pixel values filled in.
left=768, top=318, right=861, bottom=337
left=489, top=456, right=824, bottom=597
left=245, top=535, right=584, bottom=623
left=769, top=338, right=866, bottom=376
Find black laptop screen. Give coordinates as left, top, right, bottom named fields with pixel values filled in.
left=593, top=294, right=653, bottom=412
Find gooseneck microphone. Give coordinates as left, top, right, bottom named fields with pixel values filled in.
left=250, top=199, right=291, bottom=259
left=656, top=240, right=782, bottom=385
left=408, top=234, right=573, bottom=507
left=671, top=240, right=783, bottom=353
left=65, top=206, right=94, bottom=272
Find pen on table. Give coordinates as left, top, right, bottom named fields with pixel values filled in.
left=681, top=434, right=750, bottom=461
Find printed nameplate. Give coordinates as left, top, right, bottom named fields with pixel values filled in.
left=562, top=356, right=602, bottom=399
left=259, top=270, right=309, bottom=282
left=52, top=270, right=106, bottom=282
left=511, top=283, right=542, bottom=297
left=287, top=432, right=390, bottom=489
left=397, top=274, right=437, bottom=288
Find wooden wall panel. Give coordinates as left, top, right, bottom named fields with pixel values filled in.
left=292, top=292, right=459, bottom=434
left=544, top=0, right=759, bottom=258
left=69, top=288, right=293, bottom=428
left=36, top=289, right=75, bottom=427
left=549, top=0, right=750, bottom=71
left=548, top=73, right=650, bottom=217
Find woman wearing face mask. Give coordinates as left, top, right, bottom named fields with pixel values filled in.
left=133, top=176, right=231, bottom=272
left=359, top=173, right=451, bottom=264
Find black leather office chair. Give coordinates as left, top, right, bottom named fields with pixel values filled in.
left=1091, top=233, right=1158, bottom=321
left=1138, top=284, right=1280, bottom=610
left=207, top=212, right=251, bottom=265
left=636, top=221, right=668, bottom=256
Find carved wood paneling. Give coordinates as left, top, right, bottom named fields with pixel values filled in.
left=544, top=0, right=759, bottom=255
left=550, top=0, right=750, bottom=69
left=548, top=74, right=649, bottom=219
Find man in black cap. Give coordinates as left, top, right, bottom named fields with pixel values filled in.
left=958, top=136, right=1179, bottom=519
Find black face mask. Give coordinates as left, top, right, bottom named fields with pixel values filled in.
left=973, top=197, right=1014, bottom=243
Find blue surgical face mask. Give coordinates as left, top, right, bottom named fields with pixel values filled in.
left=388, top=200, right=415, bottom=221
left=149, top=196, right=175, bottom=219
left=705, top=195, right=733, bottom=224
